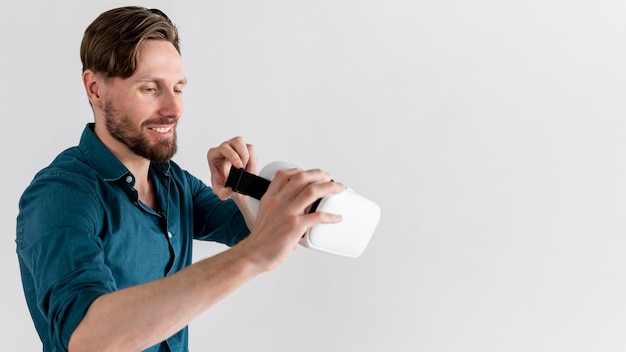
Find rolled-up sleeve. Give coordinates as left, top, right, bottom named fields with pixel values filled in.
left=16, top=169, right=116, bottom=350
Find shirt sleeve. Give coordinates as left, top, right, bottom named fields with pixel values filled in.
left=16, top=168, right=117, bottom=350
left=181, top=169, right=250, bottom=246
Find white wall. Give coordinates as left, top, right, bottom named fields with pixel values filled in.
left=3, top=1, right=626, bottom=351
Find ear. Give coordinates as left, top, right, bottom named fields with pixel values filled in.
left=82, top=70, right=104, bottom=109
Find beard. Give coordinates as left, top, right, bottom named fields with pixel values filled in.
left=103, top=100, right=178, bottom=163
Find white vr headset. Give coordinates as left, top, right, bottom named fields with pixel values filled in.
left=226, top=161, right=381, bottom=258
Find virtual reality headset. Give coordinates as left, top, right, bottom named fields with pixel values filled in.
left=226, top=161, right=381, bottom=258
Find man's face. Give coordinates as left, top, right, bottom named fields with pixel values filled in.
left=99, top=40, right=186, bottom=162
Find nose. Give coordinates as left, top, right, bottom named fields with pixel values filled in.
left=160, top=90, right=184, bottom=118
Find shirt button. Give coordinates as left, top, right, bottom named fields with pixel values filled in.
left=167, top=232, right=173, bottom=239
left=125, top=175, right=133, bottom=183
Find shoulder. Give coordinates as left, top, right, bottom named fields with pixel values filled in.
left=29, top=146, right=100, bottom=193
left=17, top=149, right=107, bottom=248
left=20, top=147, right=105, bottom=219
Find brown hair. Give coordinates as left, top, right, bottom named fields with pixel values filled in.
left=80, top=6, right=180, bottom=79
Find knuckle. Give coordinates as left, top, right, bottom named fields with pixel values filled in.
left=274, top=169, right=292, bottom=180
left=301, top=184, right=319, bottom=199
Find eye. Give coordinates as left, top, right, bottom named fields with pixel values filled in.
left=144, top=86, right=158, bottom=94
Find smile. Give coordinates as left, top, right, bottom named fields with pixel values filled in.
left=150, top=126, right=173, bottom=133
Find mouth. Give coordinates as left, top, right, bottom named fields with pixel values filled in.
left=149, top=126, right=174, bottom=134
left=144, top=117, right=178, bottom=138
left=146, top=124, right=176, bottom=139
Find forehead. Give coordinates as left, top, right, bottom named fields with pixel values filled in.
left=133, top=40, right=185, bottom=82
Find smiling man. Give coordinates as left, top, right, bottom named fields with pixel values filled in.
left=16, top=6, right=344, bottom=352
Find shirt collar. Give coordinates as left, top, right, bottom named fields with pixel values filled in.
left=78, top=123, right=171, bottom=181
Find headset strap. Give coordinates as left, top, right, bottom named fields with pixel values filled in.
left=225, top=166, right=270, bottom=200
left=226, top=165, right=324, bottom=213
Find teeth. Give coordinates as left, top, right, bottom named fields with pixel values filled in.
left=152, top=127, right=172, bottom=133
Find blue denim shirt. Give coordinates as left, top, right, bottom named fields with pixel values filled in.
left=16, top=123, right=250, bottom=352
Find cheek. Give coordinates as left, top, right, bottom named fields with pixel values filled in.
left=116, top=96, right=153, bottom=123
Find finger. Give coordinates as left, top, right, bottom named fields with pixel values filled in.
left=207, top=137, right=247, bottom=169
left=279, top=168, right=335, bottom=197
left=264, top=168, right=303, bottom=197
left=244, top=144, right=258, bottom=174
left=226, top=136, right=250, bottom=169
left=267, top=169, right=343, bottom=213
left=292, top=180, right=345, bottom=213
left=302, top=209, right=343, bottom=226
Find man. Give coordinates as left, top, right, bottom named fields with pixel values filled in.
left=16, top=6, right=344, bottom=352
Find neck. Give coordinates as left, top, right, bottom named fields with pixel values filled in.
left=93, top=122, right=151, bottom=176
left=93, top=122, right=156, bottom=208
left=119, top=153, right=156, bottom=209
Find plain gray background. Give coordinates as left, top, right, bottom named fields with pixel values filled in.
left=2, top=0, right=626, bottom=351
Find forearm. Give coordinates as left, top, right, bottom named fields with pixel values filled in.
left=68, top=243, right=263, bottom=352
left=231, top=193, right=256, bottom=231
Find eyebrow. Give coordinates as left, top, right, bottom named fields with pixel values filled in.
left=136, top=76, right=188, bottom=85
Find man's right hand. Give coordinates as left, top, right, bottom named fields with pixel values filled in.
left=236, top=167, right=345, bottom=272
